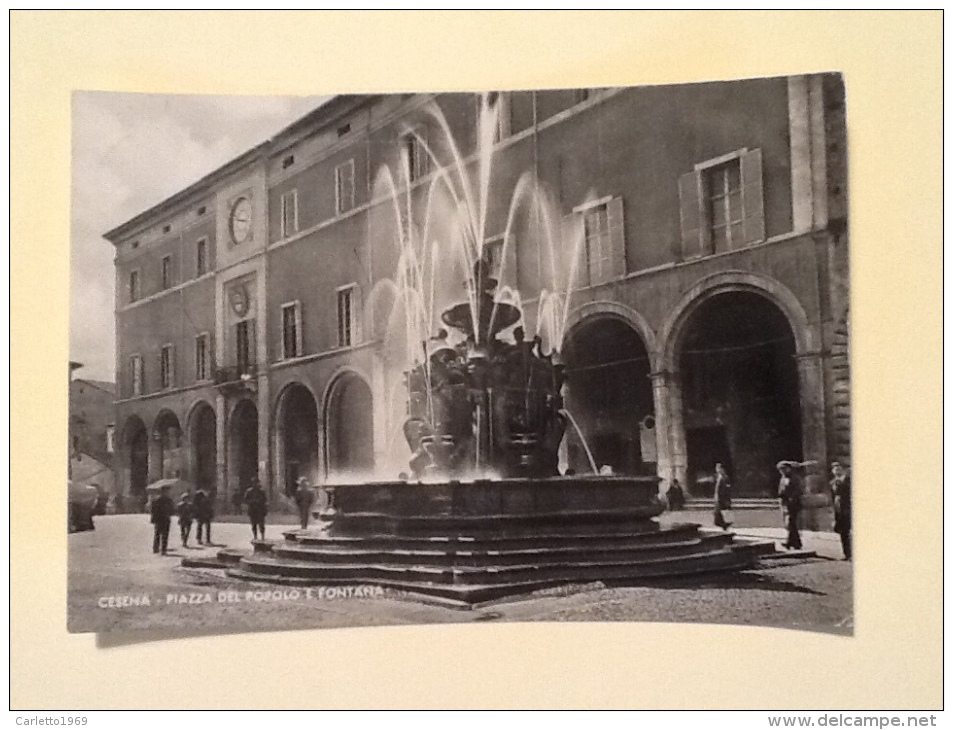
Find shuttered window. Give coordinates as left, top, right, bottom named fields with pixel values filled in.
left=337, top=285, right=362, bottom=347
left=679, top=148, right=764, bottom=259
left=335, top=160, right=355, bottom=215
left=281, top=301, right=303, bottom=359
left=280, top=190, right=298, bottom=238
left=571, top=196, right=626, bottom=289
left=160, top=345, right=175, bottom=389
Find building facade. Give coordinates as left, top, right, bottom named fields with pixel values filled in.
left=106, top=75, right=849, bottom=510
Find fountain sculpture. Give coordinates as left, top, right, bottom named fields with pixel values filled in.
left=185, top=93, right=773, bottom=604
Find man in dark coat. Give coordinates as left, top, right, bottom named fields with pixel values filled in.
left=244, top=477, right=268, bottom=541
left=193, top=489, right=213, bottom=546
left=713, top=463, right=732, bottom=529
left=830, top=461, right=852, bottom=560
left=777, top=461, right=804, bottom=550
left=150, top=485, right=175, bottom=556
left=294, top=477, right=315, bottom=530
left=177, top=490, right=194, bottom=547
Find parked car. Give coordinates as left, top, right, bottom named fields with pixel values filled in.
left=68, top=480, right=99, bottom=532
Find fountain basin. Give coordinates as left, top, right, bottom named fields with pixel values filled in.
left=322, top=475, right=664, bottom=529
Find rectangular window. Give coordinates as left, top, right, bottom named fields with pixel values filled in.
left=706, top=159, right=744, bottom=253
left=337, top=287, right=354, bottom=348
left=160, top=345, right=174, bottom=389
left=130, top=355, right=143, bottom=396
left=571, top=197, right=626, bottom=287
left=335, top=160, right=355, bottom=215
left=678, top=148, right=764, bottom=260
left=280, top=190, right=298, bottom=238
left=236, top=320, right=255, bottom=374
left=584, top=204, right=612, bottom=285
left=403, top=131, right=427, bottom=183
left=129, top=270, right=140, bottom=303
left=281, top=302, right=303, bottom=359
left=161, top=255, right=173, bottom=290
left=194, top=333, right=210, bottom=381
left=196, top=238, right=208, bottom=277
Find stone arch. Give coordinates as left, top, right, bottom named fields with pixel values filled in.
left=560, top=308, right=657, bottom=476
left=226, top=398, right=259, bottom=507
left=120, top=414, right=149, bottom=507
left=152, top=408, right=183, bottom=480
left=654, top=271, right=823, bottom=497
left=563, top=300, right=659, bottom=365
left=273, top=380, right=321, bottom=496
left=658, top=270, right=815, bottom=371
left=323, top=367, right=375, bottom=477
left=186, top=400, right=217, bottom=495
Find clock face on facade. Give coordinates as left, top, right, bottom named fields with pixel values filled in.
left=229, top=197, right=252, bottom=243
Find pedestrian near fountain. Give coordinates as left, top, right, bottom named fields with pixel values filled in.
left=150, top=484, right=175, bottom=556
left=294, top=476, right=315, bottom=530
left=830, top=461, right=852, bottom=560
left=177, top=490, right=194, bottom=547
left=777, top=461, right=805, bottom=550
left=244, top=477, right=269, bottom=541
left=193, top=488, right=213, bottom=546
left=713, top=463, right=732, bottom=529
left=666, top=478, right=685, bottom=511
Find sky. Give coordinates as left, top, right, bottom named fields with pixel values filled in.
left=70, top=92, right=330, bottom=383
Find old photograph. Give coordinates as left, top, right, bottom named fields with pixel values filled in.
left=69, top=76, right=853, bottom=636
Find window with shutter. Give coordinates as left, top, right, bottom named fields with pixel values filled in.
left=281, top=302, right=303, bottom=359
left=195, top=334, right=210, bottom=381
left=280, top=190, right=298, bottom=238
left=335, top=160, right=355, bottom=215
left=160, top=345, right=174, bottom=389
left=131, top=355, right=143, bottom=396
left=680, top=148, right=765, bottom=260
left=573, top=196, right=626, bottom=287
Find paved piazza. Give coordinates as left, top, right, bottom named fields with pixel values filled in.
left=69, top=514, right=853, bottom=637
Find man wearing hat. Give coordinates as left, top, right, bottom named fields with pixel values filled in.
left=776, top=461, right=805, bottom=550
left=294, top=476, right=316, bottom=530
left=150, top=484, right=176, bottom=556
left=830, top=461, right=852, bottom=560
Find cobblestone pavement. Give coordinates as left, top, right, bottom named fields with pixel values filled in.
left=69, top=514, right=852, bottom=637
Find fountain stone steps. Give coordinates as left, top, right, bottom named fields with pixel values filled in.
left=269, top=533, right=735, bottom=567
left=284, top=522, right=704, bottom=551
left=234, top=538, right=765, bottom=587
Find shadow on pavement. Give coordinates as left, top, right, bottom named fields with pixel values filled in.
left=603, top=569, right=827, bottom=596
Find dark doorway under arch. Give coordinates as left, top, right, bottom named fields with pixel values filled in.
left=562, top=317, right=654, bottom=475
left=154, top=410, right=182, bottom=479
left=124, top=416, right=149, bottom=506
left=190, top=402, right=217, bottom=497
left=228, top=400, right=258, bottom=507
left=326, top=374, right=374, bottom=477
left=677, top=290, right=802, bottom=497
left=276, top=384, right=319, bottom=496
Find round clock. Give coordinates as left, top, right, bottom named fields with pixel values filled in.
left=229, top=197, right=252, bottom=243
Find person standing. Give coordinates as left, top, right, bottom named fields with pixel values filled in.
left=830, top=461, right=852, bottom=560
left=666, top=478, right=685, bottom=511
left=294, top=477, right=315, bottom=530
left=244, top=477, right=269, bottom=541
left=713, top=463, right=732, bottom=530
left=150, top=484, right=175, bottom=556
left=193, top=488, right=213, bottom=546
left=777, top=461, right=805, bottom=550
left=177, top=490, right=194, bottom=548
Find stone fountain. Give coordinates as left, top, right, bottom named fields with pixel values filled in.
left=188, top=253, right=773, bottom=606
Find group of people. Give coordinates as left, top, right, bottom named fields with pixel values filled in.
left=149, top=486, right=213, bottom=555
left=664, top=459, right=852, bottom=561
left=149, top=477, right=319, bottom=555
left=240, top=476, right=318, bottom=540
